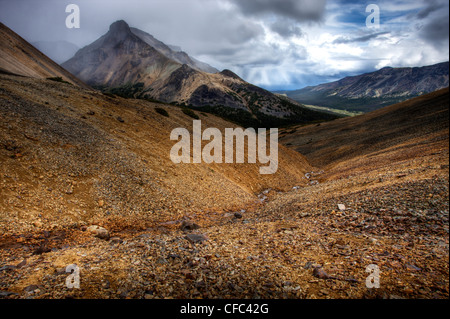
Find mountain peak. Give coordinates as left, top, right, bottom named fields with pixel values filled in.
left=220, top=69, right=242, bottom=80
left=109, top=20, right=130, bottom=33
left=104, top=20, right=135, bottom=43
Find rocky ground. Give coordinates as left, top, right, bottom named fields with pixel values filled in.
left=0, top=74, right=448, bottom=299
left=0, top=163, right=448, bottom=299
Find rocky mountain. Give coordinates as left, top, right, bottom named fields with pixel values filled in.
left=31, top=40, right=79, bottom=64
left=62, top=20, right=336, bottom=126
left=0, top=22, right=89, bottom=89
left=279, top=62, right=449, bottom=113
left=129, top=27, right=218, bottom=73
left=63, top=20, right=177, bottom=88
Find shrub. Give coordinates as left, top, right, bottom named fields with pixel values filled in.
left=182, top=108, right=200, bottom=120
left=47, top=77, right=71, bottom=85
left=103, top=92, right=116, bottom=98
left=155, top=107, right=169, bottom=117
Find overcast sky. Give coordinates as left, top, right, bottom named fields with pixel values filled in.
left=0, top=0, right=448, bottom=90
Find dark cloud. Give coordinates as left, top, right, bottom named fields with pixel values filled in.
left=208, top=42, right=285, bottom=68
left=270, top=20, right=303, bottom=38
left=333, top=32, right=390, bottom=44
left=419, top=15, right=449, bottom=45
left=288, top=44, right=308, bottom=61
left=0, top=0, right=448, bottom=91
left=228, top=0, right=326, bottom=22
left=223, top=20, right=264, bottom=45
left=415, top=0, right=449, bottom=49
left=416, top=0, right=446, bottom=19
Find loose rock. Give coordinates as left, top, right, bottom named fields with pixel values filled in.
left=87, top=225, right=110, bottom=240
left=180, top=220, right=200, bottom=232
left=185, top=233, right=207, bottom=244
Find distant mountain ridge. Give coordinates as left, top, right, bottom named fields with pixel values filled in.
left=62, top=20, right=336, bottom=126
left=129, top=27, right=218, bottom=74
left=279, top=62, right=449, bottom=113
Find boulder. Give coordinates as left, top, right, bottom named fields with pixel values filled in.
left=87, top=225, right=110, bottom=240
left=180, top=220, right=200, bottom=232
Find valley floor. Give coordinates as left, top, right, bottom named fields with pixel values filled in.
left=0, top=147, right=448, bottom=299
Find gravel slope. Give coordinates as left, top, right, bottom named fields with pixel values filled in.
left=0, top=74, right=448, bottom=299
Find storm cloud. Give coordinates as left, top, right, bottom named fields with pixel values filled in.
left=415, top=0, right=446, bottom=19
left=333, top=32, right=390, bottom=44
left=415, top=0, right=449, bottom=49
left=227, top=0, right=326, bottom=22
left=270, top=20, right=303, bottom=38
left=0, top=0, right=448, bottom=90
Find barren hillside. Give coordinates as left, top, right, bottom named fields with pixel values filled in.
left=1, top=75, right=447, bottom=300
left=0, top=73, right=311, bottom=237
left=280, top=88, right=449, bottom=170
left=0, top=23, right=89, bottom=89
